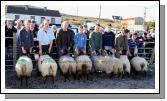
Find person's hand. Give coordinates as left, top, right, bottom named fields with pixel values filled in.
left=75, top=48, right=78, bottom=54
left=60, top=49, right=64, bottom=53
left=112, top=49, right=115, bottom=53
left=103, top=50, right=107, bottom=55
left=129, top=52, right=132, bottom=56
left=92, top=50, right=96, bottom=55
left=126, top=51, right=129, bottom=55
left=119, top=50, right=122, bottom=54
left=83, top=50, right=86, bottom=55
left=22, top=49, right=26, bottom=54
left=39, top=49, right=42, bottom=55
left=48, top=47, right=51, bottom=53
left=139, top=39, right=143, bottom=41
left=8, top=25, right=12, bottom=29
left=30, top=48, right=32, bottom=54
left=99, top=49, right=102, bottom=54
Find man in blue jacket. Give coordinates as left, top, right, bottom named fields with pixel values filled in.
left=74, top=25, right=87, bottom=56
left=102, top=24, right=115, bottom=56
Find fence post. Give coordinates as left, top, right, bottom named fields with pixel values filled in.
left=149, top=47, right=155, bottom=64
left=13, top=33, right=16, bottom=68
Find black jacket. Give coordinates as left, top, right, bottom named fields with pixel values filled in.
left=19, top=28, right=34, bottom=48
left=102, top=31, right=115, bottom=49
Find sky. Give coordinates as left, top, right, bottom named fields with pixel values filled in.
left=31, top=5, right=156, bottom=21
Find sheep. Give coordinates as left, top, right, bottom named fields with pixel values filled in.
left=38, top=55, right=58, bottom=83
left=112, top=57, right=124, bottom=77
left=130, top=56, right=148, bottom=75
left=15, top=55, right=33, bottom=86
left=75, top=55, right=93, bottom=80
left=93, top=55, right=114, bottom=78
left=58, top=55, right=77, bottom=82
left=120, top=55, right=131, bottom=76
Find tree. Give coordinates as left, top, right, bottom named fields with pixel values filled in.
left=146, top=21, right=155, bottom=29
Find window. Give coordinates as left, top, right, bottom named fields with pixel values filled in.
left=15, top=15, right=20, bottom=20
left=31, top=16, right=35, bottom=20
left=41, top=17, right=45, bottom=23
left=51, top=18, right=55, bottom=24
left=135, top=19, right=144, bottom=25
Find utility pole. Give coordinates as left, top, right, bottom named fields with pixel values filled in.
left=76, top=5, right=78, bottom=22
left=143, top=7, right=148, bottom=30
left=98, top=5, right=101, bottom=24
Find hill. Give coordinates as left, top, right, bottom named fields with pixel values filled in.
left=61, top=13, right=122, bottom=28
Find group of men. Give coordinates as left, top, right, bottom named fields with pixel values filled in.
left=5, top=19, right=143, bottom=61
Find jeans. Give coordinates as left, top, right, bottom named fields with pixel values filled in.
left=74, top=47, right=85, bottom=57
left=89, top=47, right=96, bottom=72
left=58, top=46, right=69, bottom=58
left=104, top=46, right=115, bottom=57
left=42, top=45, right=52, bottom=57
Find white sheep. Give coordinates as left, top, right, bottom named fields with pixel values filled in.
left=93, top=55, right=114, bottom=78
left=38, top=55, right=58, bottom=83
left=112, top=57, right=124, bottom=76
left=130, top=56, right=148, bottom=72
left=120, top=55, right=131, bottom=75
left=75, top=55, right=92, bottom=80
left=58, top=55, right=77, bottom=81
left=15, top=55, right=33, bottom=86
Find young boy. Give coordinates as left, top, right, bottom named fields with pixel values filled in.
left=74, top=25, right=87, bottom=56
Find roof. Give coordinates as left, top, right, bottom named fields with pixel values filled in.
left=112, top=16, right=123, bottom=20
left=122, top=17, right=143, bottom=21
left=6, top=5, right=61, bottom=17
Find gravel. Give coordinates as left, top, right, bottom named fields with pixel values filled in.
left=5, top=64, right=155, bottom=89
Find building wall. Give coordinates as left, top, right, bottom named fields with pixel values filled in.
left=121, top=18, right=145, bottom=30
left=6, top=13, right=61, bottom=25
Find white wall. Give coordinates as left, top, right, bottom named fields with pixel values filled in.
left=6, top=13, right=61, bottom=25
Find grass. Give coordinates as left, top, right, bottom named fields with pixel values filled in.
left=62, top=13, right=122, bottom=28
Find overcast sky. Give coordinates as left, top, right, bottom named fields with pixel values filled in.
left=31, top=5, right=155, bottom=21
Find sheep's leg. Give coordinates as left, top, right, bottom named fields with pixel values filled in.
left=63, top=74, right=67, bottom=82
left=127, top=72, right=131, bottom=77
left=87, top=71, right=93, bottom=81
left=119, top=72, right=123, bottom=78
left=44, top=76, right=48, bottom=84
left=143, top=71, right=147, bottom=77
left=76, top=71, right=81, bottom=80
left=77, top=74, right=80, bottom=80
left=52, top=76, right=55, bottom=83
left=86, top=73, right=89, bottom=80
left=25, top=76, right=28, bottom=87
left=37, top=70, right=41, bottom=76
left=20, top=77, right=23, bottom=86
left=109, top=73, right=113, bottom=79
left=73, top=73, right=76, bottom=80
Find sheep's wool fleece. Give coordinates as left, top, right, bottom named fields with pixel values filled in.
left=59, top=55, right=76, bottom=74
left=15, top=56, right=33, bottom=77
left=76, top=55, right=92, bottom=71
left=38, top=55, right=57, bottom=77
left=120, top=55, right=131, bottom=73
left=130, top=56, right=148, bottom=71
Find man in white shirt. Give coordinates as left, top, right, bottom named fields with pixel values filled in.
left=37, top=19, right=55, bottom=55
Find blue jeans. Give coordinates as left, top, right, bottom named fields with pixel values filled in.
left=89, top=47, right=96, bottom=72
left=104, top=46, right=115, bottom=57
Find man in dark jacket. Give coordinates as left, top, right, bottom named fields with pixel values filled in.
left=89, top=24, right=102, bottom=55
left=19, top=19, right=34, bottom=56
left=115, top=29, right=129, bottom=58
left=102, top=24, right=115, bottom=56
left=5, top=20, right=17, bottom=47
left=56, top=21, right=72, bottom=57
left=68, top=24, right=75, bottom=56
left=83, top=24, right=90, bottom=54
left=5, top=20, right=17, bottom=59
